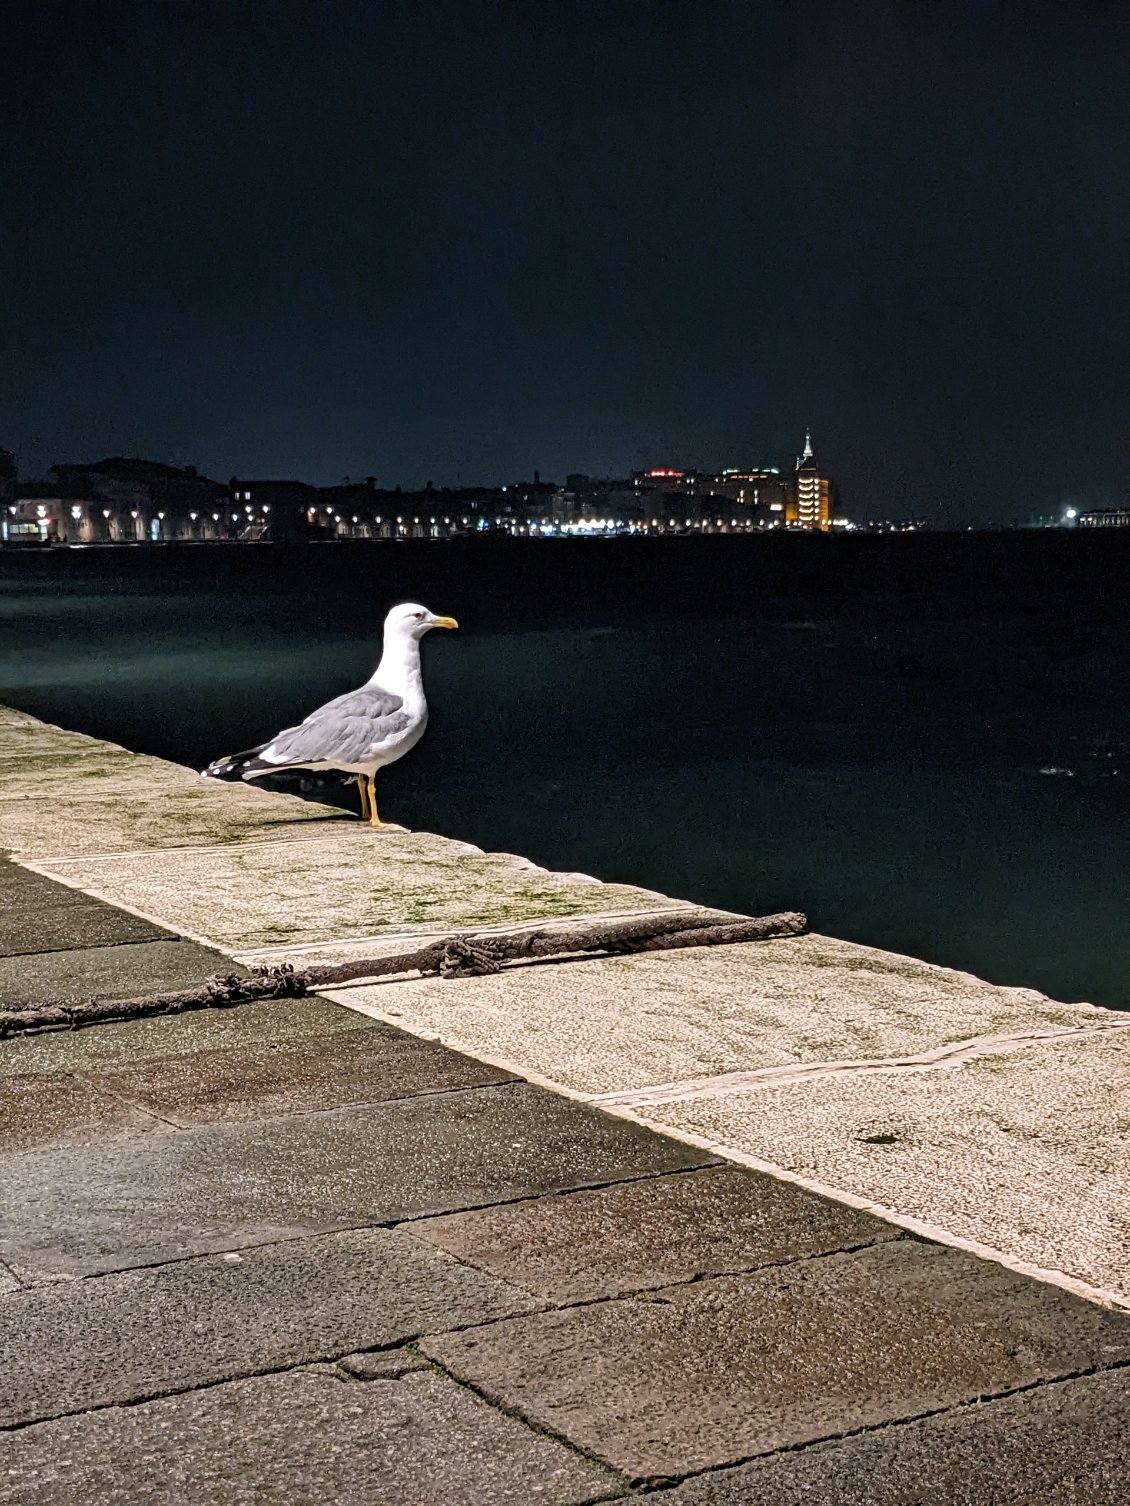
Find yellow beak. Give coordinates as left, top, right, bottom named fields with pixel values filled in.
left=432, top=615, right=459, bottom=630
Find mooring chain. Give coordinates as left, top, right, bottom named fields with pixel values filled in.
left=202, top=964, right=307, bottom=1006
left=439, top=936, right=504, bottom=978
left=255, top=962, right=308, bottom=997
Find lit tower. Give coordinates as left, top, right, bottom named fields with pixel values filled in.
left=794, top=429, right=831, bottom=530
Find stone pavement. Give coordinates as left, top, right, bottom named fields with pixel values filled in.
left=4, top=990, right=1130, bottom=1503
left=3, top=704, right=1130, bottom=1500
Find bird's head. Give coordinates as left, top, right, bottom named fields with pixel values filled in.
left=384, top=602, right=459, bottom=642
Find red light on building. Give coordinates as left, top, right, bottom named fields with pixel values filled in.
left=645, top=468, right=684, bottom=479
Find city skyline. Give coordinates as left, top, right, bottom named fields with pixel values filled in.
left=6, top=3, right=1130, bottom=526
left=1, top=428, right=842, bottom=543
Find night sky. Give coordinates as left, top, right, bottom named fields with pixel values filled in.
left=5, top=1, right=1130, bottom=524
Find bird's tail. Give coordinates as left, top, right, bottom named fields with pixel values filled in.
left=202, top=744, right=271, bottom=780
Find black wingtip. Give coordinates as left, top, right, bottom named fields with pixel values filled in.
left=202, top=743, right=270, bottom=780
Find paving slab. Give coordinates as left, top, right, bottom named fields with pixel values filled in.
left=0, top=1226, right=540, bottom=1427
left=0, top=994, right=373, bottom=1075
left=0, top=1082, right=715, bottom=1281
left=0, top=899, right=168, bottom=957
left=0, top=1074, right=162, bottom=1154
left=645, top=1366, right=1130, bottom=1505
left=421, top=1239, right=1130, bottom=1481
left=412, top=1165, right=900, bottom=1303
left=0, top=730, right=348, bottom=856
left=28, top=835, right=682, bottom=949
left=329, top=934, right=1105, bottom=1098
left=638, top=1029, right=1130, bottom=1300
left=0, top=858, right=93, bottom=907
left=0, top=787, right=360, bottom=859
left=0, top=938, right=226, bottom=1011
left=0, top=1363, right=617, bottom=1506
left=83, top=1022, right=516, bottom=1126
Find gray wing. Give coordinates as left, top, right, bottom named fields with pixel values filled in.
left=259, top=686, right=412, bottom=767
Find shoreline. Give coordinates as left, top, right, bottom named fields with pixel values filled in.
left=3, top=702, right=1130, bottom=1309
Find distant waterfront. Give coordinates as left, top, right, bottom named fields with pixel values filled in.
left=4, top=532, right=1130, bottom=1008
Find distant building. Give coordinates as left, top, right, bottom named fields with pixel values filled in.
left=311, top=480, right=512, bottom=538
left=0, top=450, right=20, bottom=544
left=47, top=457, right=223, bottom=541
left=7, top=438, right=842, bottom=544
left=793, top=431, right=831, bottom=530
left=631, top=456, right=830, bottom=532
left=705, top=468, right=793, bottom=526
left=229, top=479, right=317, bottom=541
left=631, top=470, right=702, bottom=529
left=1077, top=507, right=1130, bottom=529
left=560, top=475, right=641, bottom=528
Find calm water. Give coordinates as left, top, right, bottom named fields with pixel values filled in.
left=3, top=535, right=1129, bottom=1008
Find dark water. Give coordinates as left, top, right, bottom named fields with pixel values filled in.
left=3, top=535, right=1130, bottom=1008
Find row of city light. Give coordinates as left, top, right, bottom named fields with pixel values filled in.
left=8, top=500, right=854, bottom=537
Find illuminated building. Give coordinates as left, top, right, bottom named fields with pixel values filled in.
left=48, top=457, right=224, bottom=541
left=632, top=469, right=701, bottom=528
left=1077, top=507, right=1130, bottom=528
left=708, top=468, right=792, bottom=523
left=793, top=431, right=831, bottom=530
left=230, top=478, right=317, bottom=540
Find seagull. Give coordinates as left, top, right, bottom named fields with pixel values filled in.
left=203, top=602, right=458, bottom=827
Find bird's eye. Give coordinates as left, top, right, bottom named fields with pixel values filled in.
left=414, top=612, right=425, bottom=620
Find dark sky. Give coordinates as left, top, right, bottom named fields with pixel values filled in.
left=5, top=1, right=1129, bottom=523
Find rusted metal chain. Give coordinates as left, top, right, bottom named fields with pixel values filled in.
left=0, top=908, right=806, bottom=1038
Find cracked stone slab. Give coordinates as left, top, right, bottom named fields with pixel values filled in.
left=0, top=1075, right=163, bottom=1155
left=421, top=1239, right=1130, bottom=1481
left=82, top=1022, right=516, bottom=1126
left=336, top=1347, right=430, bottom=1381
left=412, top=1165, right=900, bottom=1303
left=0, top=1082, right=715, bottom=1281
left=28, top=831, right=681, bottom=950
left=0, top=939, right=227, bottom=1012
left=645, top=1367, right=1130, bottom=1505
left=0, top=995, right=373, bottom=1076
left=636, top=1029, right=1130, bottom=1303
left=0, top=1364, right=617, bottom=1506
left=0, top=1226, right=540, bottom=1428
left=326, top=933, right=1107, bottom=1098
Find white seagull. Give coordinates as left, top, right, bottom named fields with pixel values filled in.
left=203, top=602, right=458, bottom=827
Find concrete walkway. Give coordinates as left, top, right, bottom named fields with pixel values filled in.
left=3, top=705, right=1130, bottom=1500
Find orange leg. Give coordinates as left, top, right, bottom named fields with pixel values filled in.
left=367, top=775, right=385, bottom=828
left=356, top=773, right=371, bottom=821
